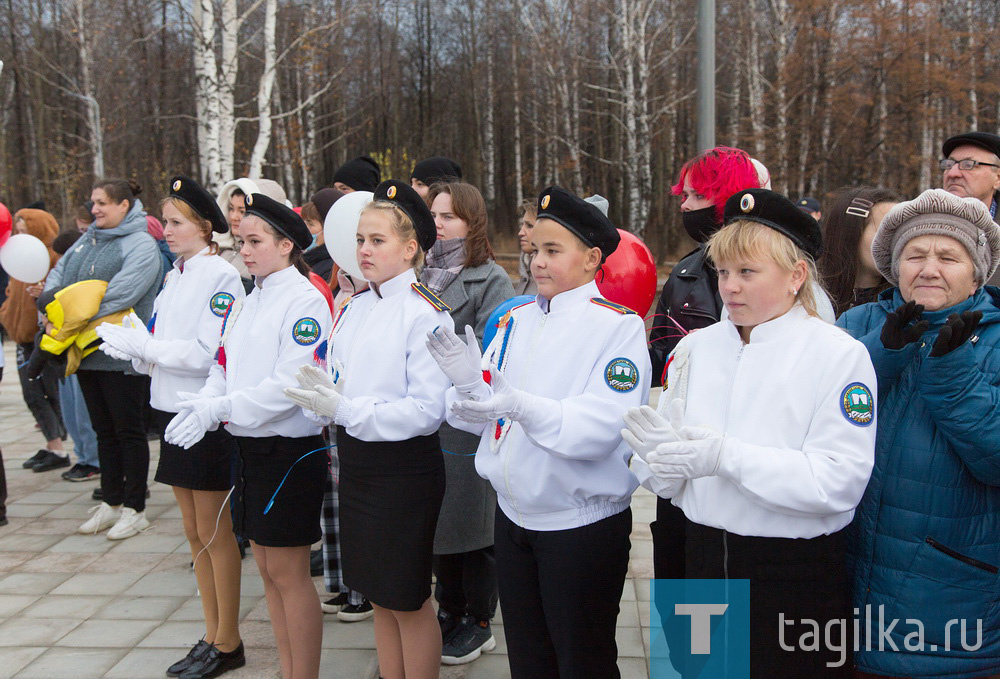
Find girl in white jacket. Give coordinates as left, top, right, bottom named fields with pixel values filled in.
left=627, top=189, right=876, bottom=677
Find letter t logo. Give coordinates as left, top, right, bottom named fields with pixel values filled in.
left=675, top=603, right=729, bottom=654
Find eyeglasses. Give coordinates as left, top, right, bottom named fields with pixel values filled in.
left=939, top=158, right=1000, bottom=172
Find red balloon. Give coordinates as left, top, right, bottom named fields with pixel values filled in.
left=0, top=202, right=11, bottom=248
left=308, top=271, right=334, bottom=312
left=596, top=229, right=657, bottom=318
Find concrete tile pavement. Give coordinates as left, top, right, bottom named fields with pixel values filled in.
left=0, top=344, right=657, bottom=678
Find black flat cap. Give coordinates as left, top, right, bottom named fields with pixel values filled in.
left=169, top=175, right=229, bottom=233
left=942, top=131, right=1000, bottom=160
left=536, top=186, right=620, bottom=259
left=374, top=180, right=436, bottom=251
left=796, top=196, right=821, bottom=213
left=410, top=157, right=463, bottom=185
left=724, top=188, right=823, bottom=259
left=333, top=156, right=381, bottom=192
left=244, top=192, right=313, bottom=250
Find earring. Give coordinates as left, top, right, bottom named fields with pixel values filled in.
left=790, top=288, right=798, bottom=295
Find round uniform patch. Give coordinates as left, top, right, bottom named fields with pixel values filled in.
left=541, top=194, right=551, bottom=210
left=245, top=194, right=254, bottom=206
left=604, top=358, right=639, bottom=393
left=387, top=185, right=397, bottom=199
left=209, top=292, right=235, bottom=317
left=740, top=193, right=755, bottom=213
left=172, top=179, right=182, bottom=191
left=840, top=382, right=874, bottom=427
left=292, top=317, right=321, bottom=346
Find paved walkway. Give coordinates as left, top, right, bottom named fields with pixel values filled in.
left=0, top=344, right=656, bottom=678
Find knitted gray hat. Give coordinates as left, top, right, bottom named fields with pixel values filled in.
left=872, top=188, right=1000, bottom=286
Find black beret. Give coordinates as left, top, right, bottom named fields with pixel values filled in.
left=169, top=175, right=228, bottom=233
left=942, top=131, right=1000, bottom=160
left=410, top=156, right=463, bottom=184
left=374, top=180, right=436, bottom=251
left=536, top=186, right=620, bottom=259
left=333, top=155, right=381, bottom=192
left=724, top=188, right=823, bottom=259
left=244, top=192, right=313, bottom=250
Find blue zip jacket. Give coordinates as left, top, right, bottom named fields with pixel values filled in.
left=838, top=288, right=1000, bottom=678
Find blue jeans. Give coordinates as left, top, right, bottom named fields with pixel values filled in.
left=59, top=375, right=98, bottom=468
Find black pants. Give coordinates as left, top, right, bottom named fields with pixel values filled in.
left=17, top=342, right=66, bottom=443
left=652, top=496, right=686, bottom=579
left=684, top=521, right=851, bottom=678
left=76, top=370, right=151, bottom=511
left=495, top=508, right=631, bottom=679
left=434, top=546, right=498, bottom=622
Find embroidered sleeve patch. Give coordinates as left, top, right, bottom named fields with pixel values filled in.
left=292, top=317, right=321, bottom=346
left=840, top=383, right=874, bottom=427
left=605, top=358, right=639, bottom=392
left=210, top=292, right=236, bottom=317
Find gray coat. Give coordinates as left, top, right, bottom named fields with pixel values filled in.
left=432, top=260, right=515, bottom=554
left=44, top=200, right=163, bottom=372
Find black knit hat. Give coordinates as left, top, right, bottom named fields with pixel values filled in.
left=410, top=157, right=463, bottom=185
left=374, top=180, right=436, bottom=251
left=333, top=156, right=381, bottom=192
left=942, top=131, right=1000, bottom=160
left=244, top=192, right=313, bottom=250
left=724, top=188, right=823, bottom=259
left=536, top=186, right=620, bottom=259
left=169, top=175, right=228, bottom=233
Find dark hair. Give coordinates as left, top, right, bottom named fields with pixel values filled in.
left=252, top=216, right=311, bottom=277
left=52, top=230, right=82, bottom=255
left=300, top=201, right=321, bottom=224
left=427, top=181, right=493, bottom=267
left=820, top=186, right=903, bottom=315
left=92, top=178, right=142, bottom=210
left=74, top=203, right=93, bottom=223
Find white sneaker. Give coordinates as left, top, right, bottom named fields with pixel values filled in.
left=78, top=502, right=121, bottom=535
left=106, top=507, right=150, bottom=540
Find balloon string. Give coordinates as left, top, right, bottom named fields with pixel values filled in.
left=263, top=443, right=476, bottom=514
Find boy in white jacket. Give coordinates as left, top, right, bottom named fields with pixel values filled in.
left=428, top=186, right=651, bottom=679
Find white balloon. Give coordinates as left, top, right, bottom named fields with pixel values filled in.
left=0, top=233, right=50, bottom=283
left=323, top=191, right=372, bottom=281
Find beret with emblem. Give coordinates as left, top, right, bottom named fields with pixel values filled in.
left=374, top=179, right=436, bottom=251
left=724, top=188, right=823, bottom=259
left=244, top=192, right=313, bottom=250
left=169, top=175, right=228, bottom=233
left=536, top=186, right=620, bottom=259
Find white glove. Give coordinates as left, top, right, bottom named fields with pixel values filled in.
left=164, top=392, right=231, bottom=449
left=98, top=341, right=133, bottom=362
left=646, top=424, right=725, bottom=480
left=96, top=321, right=151, bottom=362
left=451, top=366, right=534, bottom=424
left=294, top=363, right=336, bottom=392
left=284, top=362, right=348, bottom=422
left=622, top=399, right=685, bottom=463
left=426, top=324, right=488, bottom=398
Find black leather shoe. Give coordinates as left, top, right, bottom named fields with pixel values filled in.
left=179, top=642, right=245, bottom=679
left=167, top=639, right=211, bottom=677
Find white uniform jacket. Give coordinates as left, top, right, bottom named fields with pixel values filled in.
left=633, top=305, right=877, bottom=538
left=448, top=280, right=651, bottom=531
left=326, top=268, right=453, bottom=441
left=133, top=249, right=244, bottom=412
left=200, top=265, right=331, bottom=438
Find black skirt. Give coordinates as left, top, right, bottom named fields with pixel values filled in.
left=337, top=426, right=445, bottom=611
left=153, top=408, right=236, bottom=491
left=233, top=434, right=327, bottom=547
left=682, top=520, right=851, bottom=678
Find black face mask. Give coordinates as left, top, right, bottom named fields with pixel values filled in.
left=682, top=206, right=721, bottom=243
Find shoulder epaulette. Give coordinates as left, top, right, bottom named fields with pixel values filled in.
left=411, top=282, right=451, bottom=311
left=590, top=297, right=637, bottom=315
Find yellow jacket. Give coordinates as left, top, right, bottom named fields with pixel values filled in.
left=40, top=280, right=133, bottom=375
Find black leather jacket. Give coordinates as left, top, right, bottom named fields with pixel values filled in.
left=648, top=246, right=723, bottom=385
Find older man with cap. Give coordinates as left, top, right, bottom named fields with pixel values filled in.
left=941, top=131, right=1000, bottom=286
left=838, top=188, right=1000, bottom=679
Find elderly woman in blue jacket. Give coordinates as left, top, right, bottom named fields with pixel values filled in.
left=838, top=188, right=1000, bottom=679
